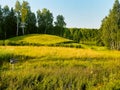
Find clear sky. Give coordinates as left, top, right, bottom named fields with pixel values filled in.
left=0, top=0, right=115, bottom=28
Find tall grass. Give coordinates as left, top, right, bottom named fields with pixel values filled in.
left=0, top=46, right=120, bottom=90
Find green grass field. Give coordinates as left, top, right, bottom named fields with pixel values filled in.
left=3, top=34, right=73, bottom=46
left=0, top=34, right=120, bottom=90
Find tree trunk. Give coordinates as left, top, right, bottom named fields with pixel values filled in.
left=16, top=20, right=19, bottom=36
left=22, top=27, right=24, bottom=35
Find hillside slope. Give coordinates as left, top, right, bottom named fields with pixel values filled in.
left=5, top=34, right=73, bottom=46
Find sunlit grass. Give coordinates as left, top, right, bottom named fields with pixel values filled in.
left=0, top=46, right=120, bottom=90
left=0, top=46, right=120, bottom=60
left=5, top=34, right=73, bottom=46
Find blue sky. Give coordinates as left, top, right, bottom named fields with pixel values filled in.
left=0, top=0, right=115, bottom=28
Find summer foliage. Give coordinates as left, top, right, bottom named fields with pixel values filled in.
left=100, top=0, right=120, bottom=50
left=0, top=0, right=120, bottom=90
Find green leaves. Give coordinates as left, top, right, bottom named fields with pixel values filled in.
left=37, top=8, right=53, bottom=34
left=15, top=0, right=21, bottom=13
left=21, top=1, right=29, bottom=23
left=100, top=0, right=120, bottom=50
left=54, top=15, right=66, bottom=28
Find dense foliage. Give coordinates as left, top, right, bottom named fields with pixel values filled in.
left=64, top=28, right=98, bottom=44
left=100, top=0, right=120, bottom=50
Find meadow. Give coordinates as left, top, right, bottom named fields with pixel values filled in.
left=3, top=34, right=73, bottom=46
left=0, top=34, right=120, bottom=90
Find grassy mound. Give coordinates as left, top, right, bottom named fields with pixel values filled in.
left=5, top=34, right=73, bottom=46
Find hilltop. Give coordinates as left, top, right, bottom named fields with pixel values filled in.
left=5, top=34, right=73, bottom=46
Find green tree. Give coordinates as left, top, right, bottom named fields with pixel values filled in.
left=0, top=6, right=3, bottom=39
left=26, top=10, right=36, bottom=34
left=73, top=30, right=79, bottom=42
left=2, top=5, right=10, bottom=39
left=15, top=0, right=21, bottom=36
left=37, top=8, right=53, bottom=34
left=54, top=15, right=66, bottom=36
left=100, top=17, right=111, bottom=47
left=6, top=8, right=16, bottom=38
left=37, top=9, right=42, bottom=33
left=54, top=15, right=66, bottom=27
left=21, top=1, right=29, bottom=35
left=100, top=0, right=120, bottom=50
left=63, top=28, right=71, bottom=38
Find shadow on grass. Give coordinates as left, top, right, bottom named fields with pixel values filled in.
left=0, top=54, right=35, bottom=68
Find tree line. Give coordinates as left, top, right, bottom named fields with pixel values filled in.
left=64, top=28, right=98, bottom=43
left=99, top=0, right=120, bottom=50
left=0, top=0, right=66, bottom=39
